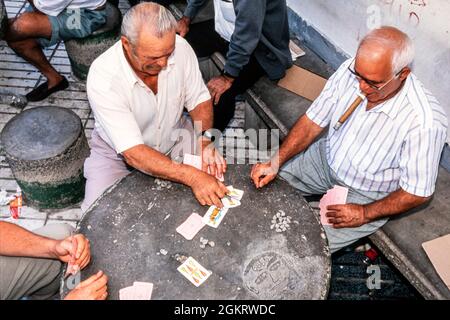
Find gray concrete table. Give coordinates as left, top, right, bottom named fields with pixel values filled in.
left=63, top=164, right=331, bottom=300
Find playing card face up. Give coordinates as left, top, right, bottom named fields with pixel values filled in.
left=226, top=186, right=244, bottom=201
left=221, top=195, right=241, bottom=208
left=203, top=206, right=229, bottom=228
left=177, top=257, right=211, bottom=287
left=176, top=213, right=205, bottom=240
left=319, top=185, right=348, bottom=226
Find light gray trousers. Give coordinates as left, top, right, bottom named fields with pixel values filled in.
left=279, top=138, right=389, bottom=253
left=0, top=223, right=74, bottom=300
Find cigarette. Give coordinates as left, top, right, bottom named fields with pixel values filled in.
left=333, top=92, right=366, bottom=130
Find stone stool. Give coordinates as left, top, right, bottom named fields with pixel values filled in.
left=65, top=2, right=122, bottom=80
left=0, top=0, right=7, bottom=40
left=0, top=107, right=90, bottom=209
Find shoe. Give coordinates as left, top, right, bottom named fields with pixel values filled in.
left=26, top=77, right=69, bottom=102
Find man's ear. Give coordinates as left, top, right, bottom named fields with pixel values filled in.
left=121, top=36, right=132, bottom=56
left=399, top=67, right=411, bottom=81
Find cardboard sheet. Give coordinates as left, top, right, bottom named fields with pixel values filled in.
left=422, top=234, right=450, bottom=290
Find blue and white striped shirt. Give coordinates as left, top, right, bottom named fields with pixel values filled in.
left=306, top=59, right=448, bottom=197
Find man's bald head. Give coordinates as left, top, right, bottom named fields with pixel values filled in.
left=357, top=26, right=415, bottom=76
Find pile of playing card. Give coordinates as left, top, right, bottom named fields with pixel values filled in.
left=119, top=282, right=154, bottom=300
left=202, top=186, right=244, bottom=228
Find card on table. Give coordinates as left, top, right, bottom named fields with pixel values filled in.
left=119, top=286, right=136, bottom=300
left=226, top=186, right=244, bottom=201
left=221, top=195, right=241, bottom=208
left=132, top=282, right=153, bottom=300
left=119, top=282, right=153, bottom=300
left=177, top=257, right=211, bottom=287
left=203, top=205, right=229, bottom=228
left=319, top=185, right=349, bottom=226
left=176, top=213, right=205, bottom=240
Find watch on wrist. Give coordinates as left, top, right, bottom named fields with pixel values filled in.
left=201, top=129, right=215, bottom=142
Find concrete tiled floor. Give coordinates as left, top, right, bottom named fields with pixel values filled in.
left=0, top=0, right=267, bottom=231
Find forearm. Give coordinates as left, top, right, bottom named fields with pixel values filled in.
left=363, top=189, right=431, bottom=222
left=0, top=221, right=57, bottom=258
left=123, top=145, right=197, bottom=187
left=189, top=100, right=213, bottom=133
left=273, top=115, right=323, bottom=166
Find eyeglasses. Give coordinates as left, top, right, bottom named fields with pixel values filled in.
left=348, top=59, right=402, bottom=91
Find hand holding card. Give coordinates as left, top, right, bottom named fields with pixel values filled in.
left=319, top=185, right=348, bottom=226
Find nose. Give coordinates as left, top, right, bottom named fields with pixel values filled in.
left=157, top=57, right=168, bottom=69
left=358, top=78, right=373, bottom=95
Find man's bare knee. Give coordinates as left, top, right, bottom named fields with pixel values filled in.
left=6, top=12, right=51, bottom=41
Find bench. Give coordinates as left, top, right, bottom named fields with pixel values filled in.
left=209, top=46, right=450, bottom=299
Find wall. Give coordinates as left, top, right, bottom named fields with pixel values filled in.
left=287, top=0, right=450, bottom=143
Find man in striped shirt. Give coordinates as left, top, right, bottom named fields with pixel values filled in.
left=251, top=26, right=448, bottom=253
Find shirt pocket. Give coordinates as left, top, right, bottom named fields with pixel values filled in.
left=218, top=0, right=236, bottom=23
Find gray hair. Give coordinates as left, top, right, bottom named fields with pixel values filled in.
left=121, top=2, right=177, bottom=46
left=358, top=26, right=415, bottom=74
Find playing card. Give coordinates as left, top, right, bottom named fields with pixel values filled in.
left=176, top=213, right=205, bottom=240
left=183, top=153, right=202, bottom=170
left=221, top=195, right=241, bottom=208
left=65, top=263, right=79, bottom=276
left=177, top=257, right=211, bottom=287
left=226, top=186, right=244, bottom=201
left=319, top=185, right=348, bottom=226
left=183, top=153, right=225, bottom=181
left=203, top=205, right=229, bottom=228
left=119, top=286, right=136, bottom=300
left=132, top=282, right=153, bottom=300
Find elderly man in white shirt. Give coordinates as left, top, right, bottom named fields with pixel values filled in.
left=251, top=26, right=448, bottom=253
left=82, top=2, right=228, bottom=212
left=4, top=0, right=107, bottom=101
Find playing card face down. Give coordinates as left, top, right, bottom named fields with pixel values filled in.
left=183, top=153, right=224, bottom=181
left=203, top=205, right=229, bottom=228
left=119, top=282, right=153, bottom=300
left=177, top=257, right=211, bottom=287
left=176, top=213, right=205, bottom=240
left=319, top=185, right=348, bottom=226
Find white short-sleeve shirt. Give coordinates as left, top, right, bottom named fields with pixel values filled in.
left=86, top=36, right=211, bottom=155
left=306, top=59, right=448, bottom=197
left=34, top=0, right=106, bottom=16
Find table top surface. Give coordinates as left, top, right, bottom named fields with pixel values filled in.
left=62, top=164, right=331, bottom=300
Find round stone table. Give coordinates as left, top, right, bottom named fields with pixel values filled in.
left=62, top=165, right=331, bottom=300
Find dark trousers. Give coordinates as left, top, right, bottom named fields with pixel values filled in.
left=185, top=20, right=266, bottom=131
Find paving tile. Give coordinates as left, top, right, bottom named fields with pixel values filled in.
left=0, top=217, right=46, bottom=231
